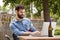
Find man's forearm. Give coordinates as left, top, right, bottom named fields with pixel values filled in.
left=22, top=32, right=32, bottom=36
left=17, top=31, right=40, bottom=38
left=22, top=31, right=40, bottom=36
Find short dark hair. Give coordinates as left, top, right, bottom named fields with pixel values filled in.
left=15, top=5, right=25, bottom=11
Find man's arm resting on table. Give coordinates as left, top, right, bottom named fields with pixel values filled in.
left=17, top=31, right=40, bottom=38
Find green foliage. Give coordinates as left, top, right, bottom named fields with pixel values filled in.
left=48, top=0, right=60, bottom=21
left=3, top=0, right=60, bottom=20
left=0, top=6, right=9, bottom=12
left=54, top=26, right=60, bottom=35
left=57, top=18, right=60, bottom=25
left=55, top=29, right=60, bottom=35
left=50, top=13, right=59, bottom=21
left=25, top=12, right=30, bottom=18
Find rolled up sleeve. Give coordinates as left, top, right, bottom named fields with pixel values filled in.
left=10, top=23, right=24, bottom=36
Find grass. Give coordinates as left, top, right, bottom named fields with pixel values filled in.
left=54, top=25, right=60, bottom=35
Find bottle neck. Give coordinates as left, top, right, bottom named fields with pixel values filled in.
left=50, top=21, right=51, bottom=25
left=50, top=19, right=52, bottom=24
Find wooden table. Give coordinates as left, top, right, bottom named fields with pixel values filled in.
left=18, top=36, right=60, bottom=40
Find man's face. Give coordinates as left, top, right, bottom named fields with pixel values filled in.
left=17, top=9, right=25, bottom=19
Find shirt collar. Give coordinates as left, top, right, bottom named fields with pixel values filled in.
left=14, top=17, right=25, bottom=22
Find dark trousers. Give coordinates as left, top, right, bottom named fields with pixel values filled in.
left=13, top=34, right=19, bottom=40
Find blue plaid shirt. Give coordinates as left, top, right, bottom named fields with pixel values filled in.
left=10, top=18, right=36, bottom=40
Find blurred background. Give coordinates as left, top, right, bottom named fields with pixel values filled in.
left=0, top=0, right=60, bottom=40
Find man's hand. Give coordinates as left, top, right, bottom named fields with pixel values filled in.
left=30, top=31, right=40, bottom=35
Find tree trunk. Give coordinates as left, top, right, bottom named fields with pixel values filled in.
left=42, top=0, right=50, bottom=22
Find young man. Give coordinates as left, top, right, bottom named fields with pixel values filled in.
left=10, top=5, right=40, bottom=40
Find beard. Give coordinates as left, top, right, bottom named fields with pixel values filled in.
left=17, top=13, right=24, bottom=19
